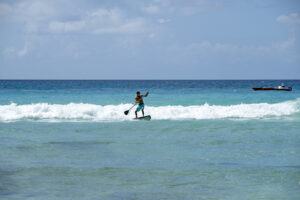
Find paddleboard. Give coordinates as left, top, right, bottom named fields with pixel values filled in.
left=134, top=115, right=151, bottom=120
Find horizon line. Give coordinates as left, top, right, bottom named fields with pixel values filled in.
left=0, top=79, right=299, bottom=81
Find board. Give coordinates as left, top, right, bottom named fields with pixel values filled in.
left=134, top=115, right=151, bottom=121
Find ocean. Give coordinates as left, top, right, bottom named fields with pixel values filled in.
left=0, top=80, right=299, bottom=200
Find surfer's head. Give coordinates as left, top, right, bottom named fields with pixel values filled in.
left=136, top=91, right=140, bottom=96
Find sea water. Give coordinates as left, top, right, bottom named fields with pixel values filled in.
left=0, top=80, right=299, bottom=200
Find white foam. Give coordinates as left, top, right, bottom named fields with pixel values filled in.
left=0, top=99, right=299, bottom=122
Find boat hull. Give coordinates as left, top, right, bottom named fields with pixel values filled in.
left=252, top=87, right=292, bottom=91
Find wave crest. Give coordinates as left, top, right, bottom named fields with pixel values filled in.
left=0, top=99, right=299, bottom=122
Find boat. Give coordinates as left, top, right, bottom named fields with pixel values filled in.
left=252, top=84, right=292, bottom=91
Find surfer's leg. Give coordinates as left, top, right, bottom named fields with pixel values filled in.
left=141, top=104, right=145, bottom=116
left=135, top=105, right=141, bottom=118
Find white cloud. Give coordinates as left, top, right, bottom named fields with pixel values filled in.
left=48, top=8, right=147, bottom=34
left=1, top=1, right=156, bottom=59
left=197, top=37, right=295, bottom=57
left=17, top=42, right=29, bottom=57
left=157, top=18, right=170, bottom=24
left=148, top=33, right=156, bottom=38
left=15, top=0, right=56, bottom=20
left=1, top=1, right=150, bottom=35
left=166, top=37, right=297, bottom=65
left=0, top=3, right=12, bottom=15
left=0, top=1, right=58, bottom=33
left=49, top=20, right=86, bottom=33
left=142, top=5, right=160, bottom=14
left=3, top=0, right=297, bottom=64
left=145, top=0, right=224, bottom=16
left=277, top=13, right=300, bottom=26
left=3, top=41, right=31, bottom=58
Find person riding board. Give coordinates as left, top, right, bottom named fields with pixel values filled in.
left=135, top=91, right=149, bottom=118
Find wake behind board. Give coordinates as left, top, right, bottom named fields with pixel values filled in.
left=133, top=115, right=151, bottom=121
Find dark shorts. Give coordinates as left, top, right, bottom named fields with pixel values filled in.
left=136, top=104, right=144, bottom=112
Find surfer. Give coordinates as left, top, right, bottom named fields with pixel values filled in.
left=134, top=91, right=149, bottom=118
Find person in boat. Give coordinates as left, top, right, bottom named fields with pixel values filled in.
left=278, top=83, right=285, bottom=89
left=135, top=91, right=149, bottom=118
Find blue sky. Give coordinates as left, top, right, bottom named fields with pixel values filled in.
left=0, top=0, right=299, bottom=79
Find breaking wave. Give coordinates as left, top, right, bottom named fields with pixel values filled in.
left=0, top=99, right=299, bottom=122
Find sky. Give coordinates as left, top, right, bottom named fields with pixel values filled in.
left=0, top=0, right=299, bottom=79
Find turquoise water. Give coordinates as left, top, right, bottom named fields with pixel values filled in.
left=0, top=80, right=300, bottom=199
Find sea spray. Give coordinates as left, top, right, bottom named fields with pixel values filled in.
left=0, top=99, right=299, bottom=122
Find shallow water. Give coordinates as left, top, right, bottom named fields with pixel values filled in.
left=0, top=80, right=300, bottom=199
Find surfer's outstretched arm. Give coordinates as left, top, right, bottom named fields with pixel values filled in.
left=142, top=92, right=149, bottom=97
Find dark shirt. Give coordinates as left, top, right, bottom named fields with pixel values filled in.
left=135, top=95, right=144, bottom=105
